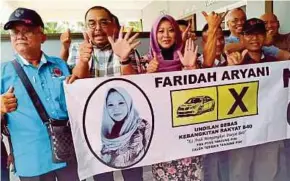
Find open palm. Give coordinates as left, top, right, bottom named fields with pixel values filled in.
left=178, top=39, right=198, bottom=67
left=108, top=27, right=140, bottom=62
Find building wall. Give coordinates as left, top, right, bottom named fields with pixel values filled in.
left=273, top=0, right=290, bottom=34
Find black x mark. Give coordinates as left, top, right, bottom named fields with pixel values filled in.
left=228, top=87, right=249, bottom=115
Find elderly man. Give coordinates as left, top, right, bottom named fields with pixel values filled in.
left=226, top=18, right=288, bottom=181
left=225, top=8, right=290, bottom=61
left=260, top=13, right=290, bottom=52
left=1, top=7, right=79, bottom=181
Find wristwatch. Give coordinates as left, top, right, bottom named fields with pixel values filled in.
left=120, top=58, right=132, bottom=65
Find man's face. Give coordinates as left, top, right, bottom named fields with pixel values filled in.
left=260, top=14, right=279, bottom=36
left=203, top=28, right=225, bottom=57
left=227, top=9, right=246, bottom=36
left=9, top=23, right=45, bottom=55
left=241, top=32, right=265, bottom=52
left=85, top=9, right=114, bottom=46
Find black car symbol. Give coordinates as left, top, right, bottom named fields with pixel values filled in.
left=177, top=96, right=215, bottom=117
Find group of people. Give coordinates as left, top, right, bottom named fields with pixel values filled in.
left=1, top=4, right=290, bottom=181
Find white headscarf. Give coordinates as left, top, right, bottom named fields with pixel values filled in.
left=101, top=87, right=142, bottom=152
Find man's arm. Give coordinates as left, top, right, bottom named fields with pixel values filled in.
left=224, top=42, right=245, bottom=54
left=72, top=61, right=91, bottom=78
left=276, top=49, right=290, bottom=61
left=60, top=46, right=69, bottom=61
left=121, top=64, right=137, bottom=75
left=59, top=29, right=71, bottom=61
left=202, top=11, right=227, bottom=68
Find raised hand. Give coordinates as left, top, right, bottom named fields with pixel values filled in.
left=182, top=22, right=191, bottom=42
left=1, top=87, right=17, bottom=114
left=108, top=27, right=141, bottom=62
left=202, top=10, right=228, bottom=30
left=79, top=32, right=93, bottom=63
left=226, top=49, right=248, bottom=66
left=146, top=52, right=159, bottom=73
left=177, top=39, right=198, bottom=70
left=60, top=29, right=71, bottom=50
left=264, top=29, right=275, bottom=46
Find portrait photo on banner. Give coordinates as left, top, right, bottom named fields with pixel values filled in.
left=83, top=79, right=154, bottom=168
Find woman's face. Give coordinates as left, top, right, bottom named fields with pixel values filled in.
left=157, top=20, right=176, bottom=49
left=106, top=91, right=128, bottom=121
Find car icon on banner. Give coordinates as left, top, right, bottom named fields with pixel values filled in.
left=177, top=96, right=215, bottom=117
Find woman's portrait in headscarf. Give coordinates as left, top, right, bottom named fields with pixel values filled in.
left=100, top=87, right=151, bottom=167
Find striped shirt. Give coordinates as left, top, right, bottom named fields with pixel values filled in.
left=67, top=42, right=140, bottom=77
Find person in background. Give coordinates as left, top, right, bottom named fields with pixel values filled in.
left=67, top=6, right=144, bottom=181
left=198, top=11, right=228, bottom=68
left=226, top=18, right=288, bottom=181
left=260, top=13, right=290, bottom=52
left=197, top=11, right=230, bottom=181
left=225, top=8, right=290, bottom=61
left=177, top=19, right=197, bottom=42
left=1, top=7, right=79, bottom=181
left=144, top=14, right=201, bottom=181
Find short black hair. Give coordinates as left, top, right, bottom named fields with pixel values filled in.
left=202, top=23, right=222, bottom=34
left=84, top=6, right=113, bottom=21
left=177, top=20, right=188, bottom=27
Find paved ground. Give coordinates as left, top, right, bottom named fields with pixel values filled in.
left=4, top=137, right=153, bottom=181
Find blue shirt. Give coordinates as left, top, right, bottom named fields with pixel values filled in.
left=225, top=34, right=280, bottom=57
left=1, top=53, right=70, bottom=176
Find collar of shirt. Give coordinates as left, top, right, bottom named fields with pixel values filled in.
left=197, top=54, right=227, bottom=67
left=16, top=52, right=57, bottom=67
left=243, top=52, right=266, bottom=64
left=229, top=34, right=240, bottom=41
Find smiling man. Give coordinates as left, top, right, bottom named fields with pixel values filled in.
left=1, top=7, right=79, bottom=181
left=240, top=18, right=277, bottom=64
left=227, top=18, right=288, bottom=181
left=260, top=13, right=290, bottom=52
left=225, top=8, right=290, bottom=61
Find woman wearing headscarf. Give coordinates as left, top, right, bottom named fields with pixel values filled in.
left=144, top=15, right=203, bottom=181
left=100, top=87, right=151, bottom=167
left=143, top=15, right=198, bottom=73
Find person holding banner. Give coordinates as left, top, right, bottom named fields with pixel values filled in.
left=144, top=14, right=202, bottom=181
left=67, top=6, right=145, bottom=181
left=226, top=18, right=288, bottom=181
left=1, top=7, right=79, bottom=181
left=100, top=87, right=151, bottom=167
left=198, top=11, right=230, bottom=181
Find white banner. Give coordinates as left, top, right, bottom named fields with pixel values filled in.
left=64, top=61, right=290, bottom=180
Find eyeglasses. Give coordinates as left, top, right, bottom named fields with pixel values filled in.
left=9, top=28, right=41, bottom=37
left=86, top=19, right=112, bottom=30
left=229, top=18, right=246, bottom=24
left=243, top=33, right=264, bottom=39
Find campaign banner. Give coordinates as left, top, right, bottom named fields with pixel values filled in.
left=64, top=61, right=290, bottom=180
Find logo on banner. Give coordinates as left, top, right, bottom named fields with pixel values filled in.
left=171, top=81, right=259, bottom=127
left=218, top=82, right=258, bottom=120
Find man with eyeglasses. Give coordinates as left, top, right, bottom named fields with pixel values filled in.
left=226, top=18, right=288, bottom=181
left=224, top=8, right=290, bottom=61
left=64, top=6, right=144, bottom=181
left=1, top=7, right=79, bottom=181
left=260, top=13, right=290, bottom=52
left=62, top=6, right=141, bottom=79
